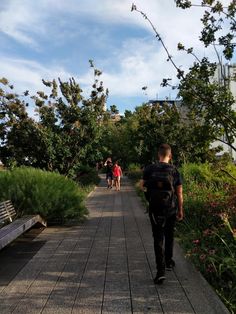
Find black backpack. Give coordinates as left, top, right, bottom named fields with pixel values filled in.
left=146, top=163, right=177, bottom=217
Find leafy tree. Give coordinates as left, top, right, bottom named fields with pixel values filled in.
left=176, top=0, right=236, bottom=60
left=99, top=101, right=215, bottom=167
left=131, top=1, right=236, bottom=155
left=109, top=104, right=119, bottom=115
left=0, top=62, right=108, bottom=176
left=178, top=59, right=236, bottom=153
left=0, top=78, right=43, bottom=168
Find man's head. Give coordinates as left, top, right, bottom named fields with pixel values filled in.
left=158, top=143, right=172, bottom=162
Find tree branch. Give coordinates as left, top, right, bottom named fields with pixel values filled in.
left=183, top=3, right=236, bottom=24
left=132, top=6, right=184, bottom=78
left=220, top=168, right=236, bottom=181
left=214, top=136, right=236, bottom=152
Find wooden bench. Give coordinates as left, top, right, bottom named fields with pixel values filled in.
left=0, top=200, right=47, bottom=250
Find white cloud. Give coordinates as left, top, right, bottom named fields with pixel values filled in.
left=0, top=0, right=230, bottom=52
left=0, top=0, right=47, bottom=47
left=99, top=39, right=179, bottom=100
left=0, top=0, right=203, bottom=47
left=0, top=0, right=233, bottom=112
left=0, top=57, right=74, bottom=94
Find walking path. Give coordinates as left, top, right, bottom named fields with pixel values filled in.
left=0, top=176, right=229, bottom=314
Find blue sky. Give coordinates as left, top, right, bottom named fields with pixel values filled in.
left=0, top=0, right=234, bottom=114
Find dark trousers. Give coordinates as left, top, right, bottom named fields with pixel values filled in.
left=149, top=212, right=176, bottom=272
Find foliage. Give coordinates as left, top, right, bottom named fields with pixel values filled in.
left=178, top=59, right=236, bottom=153
left=127, top=169, right=143, bottom=182
left=177, top=162, right=236, bottom=313
left=0, top=61, right=108, bottom=177
left=131, top=1, right=236, bottom=154
left=175, top=0, right=236, bottom=60
left=100, top=101, right=219, bottom=167
left=75, top=164, right=100, bottom=186
left=181, top=161, right=236, bottom=186
left=127, top=163, right=141, bottom=171
left=0, top=167, right=89, bottom=223
left=126, top=166, right=148, bottom=208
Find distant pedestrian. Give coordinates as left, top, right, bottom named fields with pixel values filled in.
left=105, top=160, right=113, bottom=189
left=141, top=144, right=184, bottom=284
left=113, top=161, right=123, bottom=191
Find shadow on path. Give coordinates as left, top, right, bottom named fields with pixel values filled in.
left=0, top=227, right=45, bottom=287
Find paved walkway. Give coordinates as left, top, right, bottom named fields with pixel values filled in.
left=0, top=177, right=229, bottom=314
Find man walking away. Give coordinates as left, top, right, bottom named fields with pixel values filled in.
left=141, top=144, right=184, bottom=284
left=105, top=160, right=113, bottom=189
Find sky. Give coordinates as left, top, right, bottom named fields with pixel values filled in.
left=0, top=0, right=234, bottom=114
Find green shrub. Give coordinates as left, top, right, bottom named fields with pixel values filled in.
left=127, top=170, right=143, bottom=181
left=181, top=163, right=215, bottom=184
left=127, top=163, right=141, bottom=171
left=0, top=167, right=88, bottom=223
left=181, top=162, right=236, bottom=188
left=127, top=164, right=142, bottom=181
left=76, top=165, right=100, bottom=186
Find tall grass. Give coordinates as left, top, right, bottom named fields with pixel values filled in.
left=0, top=167, right=89, bottom=223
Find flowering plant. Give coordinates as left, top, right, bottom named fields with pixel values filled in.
left=177, top=163, right=236, bottom=313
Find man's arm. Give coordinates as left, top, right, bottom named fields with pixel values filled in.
left=176, top=185, right=184, bottom=221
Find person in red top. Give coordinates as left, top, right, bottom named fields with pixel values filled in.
left=113, top=161, right=123, bottom=191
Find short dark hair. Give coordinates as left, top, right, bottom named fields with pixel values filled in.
left=158, top=143, right=171, bottom=157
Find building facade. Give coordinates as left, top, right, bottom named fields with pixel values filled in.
left=211, top=63, right=236, bottom=160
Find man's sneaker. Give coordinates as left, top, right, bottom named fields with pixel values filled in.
left=154, top=271, right=166, bottom=284
left=166, top=259, right=175, bottom=271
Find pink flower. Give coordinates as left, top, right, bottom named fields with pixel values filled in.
left=206, top=264, right=215, bottom=273
left=200, top=254, right=206, bottom=261
left=210, top=202, right=218, bottom=208
left=192, top=239, right=200, bottom=245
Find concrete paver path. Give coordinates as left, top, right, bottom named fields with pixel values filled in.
left=0, top=177, right=229, bottom=313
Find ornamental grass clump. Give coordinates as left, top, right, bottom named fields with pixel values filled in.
left=0, top=167, right=88, bottom=223
left=178, top=163, right=236, bottom=313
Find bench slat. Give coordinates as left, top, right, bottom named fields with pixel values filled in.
left=0, top=212, right=16, bottom=221
left=0, top=215, right=47, bottom=250
left=0, top=211, right=15, bottom=218
left=0, top=208, right=16, bottom=214
left=0, top=201, right=17, bottom=224
left=5, top=205, right=15, bottom=211
left=0, top=200, right=47, bottom=250
left=0, top=214, right=16, bottom=223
